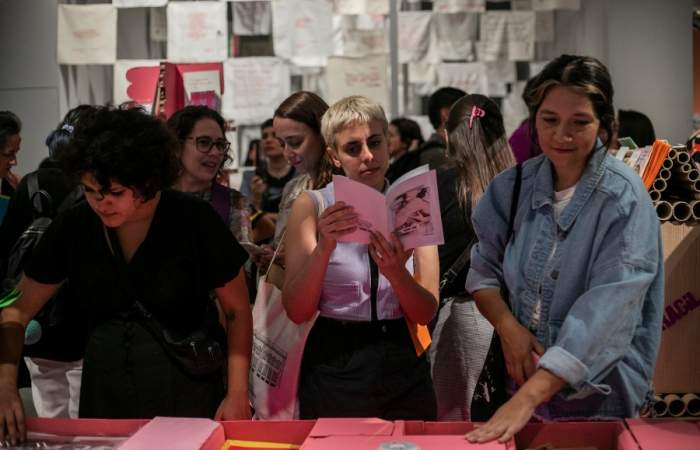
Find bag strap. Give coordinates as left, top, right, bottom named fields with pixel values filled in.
left=26, top=172, right=53, bottom=218
left=500, top=163, right=522, bottom=310
left=210, top=183, right=231, bottom=225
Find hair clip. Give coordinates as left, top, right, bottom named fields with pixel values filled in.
left=61, top=124, right=74, bottom=134
left=468, top=105, right=486, bottom=129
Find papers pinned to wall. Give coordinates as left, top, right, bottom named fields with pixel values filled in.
left=484, top=60, right=517, bottom=97
left=432, top=0, right=485, bottom=13
left=149, top=7, right=167, bottom=42
left=57, top=4, right=117, bottom=65
left=398, top=12, right=434, bottom=64
left=334, top=0, right=389, bottom=16
left=478, top=11, right=535, bottom=62
left=535, top=11, right=554, bottom=42
left=532, top=0, right=580, bottom=11
left=434, top=13, right=478, bottom=61
left=272, top=0, right=334, bottom=67
left=113, top=59, right=160, bottom=109
left=167, top=1, right=228, bottom=62
left=436, top=62, right=489, bottom=96
left=232, top=1, right=272, bottom=36
left=113, top=0, right=167, bottom=8
left=326, top=54, right=389, bottom=112
left=223, top=57, right=291, bottom=125
left=333, top=16, right=387, bottom=57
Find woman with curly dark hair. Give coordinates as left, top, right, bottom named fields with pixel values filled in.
left=0, top=108, right=252, bottom=444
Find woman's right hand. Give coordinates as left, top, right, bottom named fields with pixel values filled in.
left=0, top=383, right=25, bottom=445
left=316, top=201, right=358, bottom=251
left=496, top=316, right=545, bottom=386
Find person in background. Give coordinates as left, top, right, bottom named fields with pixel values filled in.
left=616, top=109, right=656, bottom=148
left=0, top=105, right=96, bottom=419
left=247, top=119, right=295, bottom=217
left=283, top=96, right=438, bottom=420
left=429, top=94, right=515, bottom=421
left=387, top=118, right=424, bottom=165
left=168, top=106, right=253, bottom=244
left=0, top=108, right=252, bottom=445
left=0, top=111, right=22, bottom=199
left=386, top=87, right=465, bottom=183
left=243, top=139, right=261, bottom=167
left=252, top=91, right=340, bottom=272
left=465, top=55, right=663, bottom=443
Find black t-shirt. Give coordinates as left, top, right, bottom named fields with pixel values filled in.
left=25, top=189, right=248, bottom=336
left=436, top=166, right=475, bottom=299
left=387, top=136, right=448, bottom=184
left=258, top=166, right=296, bottom=213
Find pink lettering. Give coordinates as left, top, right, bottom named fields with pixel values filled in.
left=662, top=292, right=699, bottom=331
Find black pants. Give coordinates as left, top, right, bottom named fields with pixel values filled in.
left=79, top=317, right=224, bottom=418
left=299, top=317, right=437, bottom=420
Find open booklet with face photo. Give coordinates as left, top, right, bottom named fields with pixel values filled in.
left=333, top=165, right=444, bottom=249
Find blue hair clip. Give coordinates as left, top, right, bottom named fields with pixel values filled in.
left=61, top=124, right=74, bottom=134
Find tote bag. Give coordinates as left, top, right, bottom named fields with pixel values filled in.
left=249, top=190, right=324, bottom=419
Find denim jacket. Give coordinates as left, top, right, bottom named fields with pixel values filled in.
left=466, top=145, right=664, bottom=418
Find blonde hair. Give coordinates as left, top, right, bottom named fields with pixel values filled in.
left=321, top=96, right=388, bottom=149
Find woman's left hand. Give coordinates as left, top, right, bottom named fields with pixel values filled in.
left=369, top=231, right=411, bottom=281
left=465, top=393, right=537, bottom=444
left=214, top=391, right=252, bottom=420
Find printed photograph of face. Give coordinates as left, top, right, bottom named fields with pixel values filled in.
left=390, top=185, right=433, bottom=238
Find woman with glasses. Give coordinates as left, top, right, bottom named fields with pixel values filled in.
left=0, top=108, right=253, bottom=445
left=168, top=106, right=257, bottom=244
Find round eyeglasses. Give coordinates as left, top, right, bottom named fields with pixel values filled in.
left=185, top=136, right=231, bottom=154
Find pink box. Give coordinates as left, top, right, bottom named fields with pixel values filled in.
left=219, top=419, right=315, bottom=449
left=300, top=419, right=511, bottom=450
left=515, top=421, right=639, bottom=450
left=25, top=417, right=148, bottom=447
left=625, top=419, right=700, bottom=450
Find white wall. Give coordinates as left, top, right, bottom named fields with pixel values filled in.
left=608, top=0, right=693, bottom=146
left=0, top=0, right=61, bottom=176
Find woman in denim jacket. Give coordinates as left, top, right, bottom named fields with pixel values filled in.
left=466, top=55, right=664, bottom=443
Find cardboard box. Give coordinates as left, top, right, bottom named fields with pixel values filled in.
left=654, top=223, right=700, bottom=393
left=514, top=421, right=639, bottom=450
left=25, top=417, right=148, bottom=447
left=300, top=418, right=512, bottom=450
left=220, top=420, right=315, bottom=449
left=625, top=419, right=700, bottom=450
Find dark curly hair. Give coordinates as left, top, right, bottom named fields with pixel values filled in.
left=390, top=118, right=425, bottom=148
left=523, top=54, right=615, bottom=151
left=59, top=107, right=179, bottom=200
left=166, top=106, right=232, bottom=174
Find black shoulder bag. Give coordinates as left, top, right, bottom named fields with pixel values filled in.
left=469, top=163, right=522, bottom=421
left=102, top=226, right=226, bottom=377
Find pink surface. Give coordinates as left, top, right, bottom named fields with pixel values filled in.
left=118, top=416, right=222, bottom=450
left=221, top=420, right=315, bottom=444
left=515, top=421, right=638, bottom=450
left=625, top=419, right=700, bottom=450
left=308, top=418, right=395, bottom=437
left=26, top=417, right=147, bottom=437
left=300, top=435, right=507, bottom=450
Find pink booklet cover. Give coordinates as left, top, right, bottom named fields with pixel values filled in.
left=333, top=165, right=444, bottom=249
left=118, top=416, right=223, bottom=450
